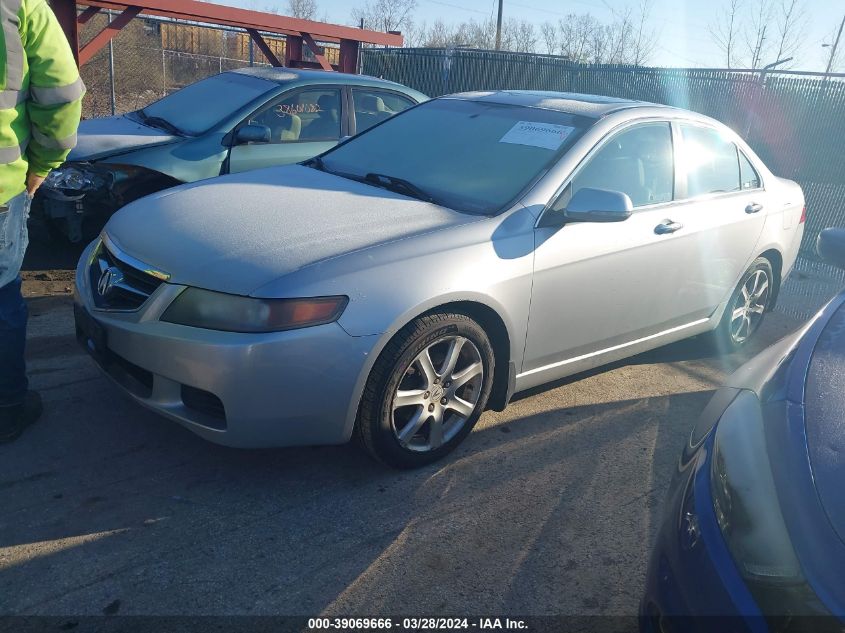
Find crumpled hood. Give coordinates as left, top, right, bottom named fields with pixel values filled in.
left=105, top=165, right=471, bottom=295
left=69, top=115, right=179, bottom=161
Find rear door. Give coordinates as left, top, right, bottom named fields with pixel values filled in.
left=227, top=86, right=346, bottom=174
left=662, top=122, right=769, bottom=317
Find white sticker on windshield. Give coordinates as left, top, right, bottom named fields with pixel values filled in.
left=499, top=121, right=575, bottom=151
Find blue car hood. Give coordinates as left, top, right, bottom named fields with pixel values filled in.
left=104, top=165, right=472, bottom=295
left=804, top=299, right=845, bottom=544
left=69, top=115, right=180, bottom=162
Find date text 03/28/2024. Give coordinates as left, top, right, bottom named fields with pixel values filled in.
left=307, top=618, right=528, bottom=630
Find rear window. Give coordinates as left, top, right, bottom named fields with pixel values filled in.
left=679, top=124, right=741, bottom=197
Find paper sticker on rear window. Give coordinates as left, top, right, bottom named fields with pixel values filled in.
left=500, top=121, right=575, bottom=151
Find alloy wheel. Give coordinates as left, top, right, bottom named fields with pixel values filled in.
left=730, top=269, right=770, bottom=345
left=391, top=335, right=484, bottom=452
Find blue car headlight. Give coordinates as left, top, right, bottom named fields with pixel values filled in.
left=161, top=288, right=348, bottom=333
left=711, top=390, right=830, bottom=621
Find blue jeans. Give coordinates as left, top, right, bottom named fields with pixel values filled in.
left=0, top=192, right=32, bottom=407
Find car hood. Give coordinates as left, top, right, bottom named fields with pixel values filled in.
left=69, top=115, right=180, bottom=162
left=804, top=298, right=845, bottom=544
left=105, top=165, right=473, bottom=295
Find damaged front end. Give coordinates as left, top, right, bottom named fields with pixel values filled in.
left=34, top=162, right=182, bottom=243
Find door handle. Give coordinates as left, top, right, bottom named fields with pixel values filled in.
left=745, top=202, right=764, bottom=214
left=654, top=220, right=684, bottom=235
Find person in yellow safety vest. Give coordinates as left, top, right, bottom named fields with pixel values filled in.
left=0, top=0, right=84, bottom=442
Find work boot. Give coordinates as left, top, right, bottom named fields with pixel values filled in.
left=0, top=391, right=43, bottom=443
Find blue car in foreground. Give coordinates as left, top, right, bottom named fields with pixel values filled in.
left=642, top=228, right=845, bottom=633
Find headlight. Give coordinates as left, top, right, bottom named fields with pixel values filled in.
left=711, top=390, right=830, bottom=621
left=44, top=165, right=109, bottom=192
left=160, top=288, right=348, bottom=333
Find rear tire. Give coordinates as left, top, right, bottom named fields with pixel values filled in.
left=357, top=312, right=495, bottom=469
left=715, top=257, right=774, bottom=352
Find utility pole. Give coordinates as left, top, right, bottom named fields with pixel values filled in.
left=824, top=14, right=845, bottom=74
left=495, top=0, right=503, bottom=50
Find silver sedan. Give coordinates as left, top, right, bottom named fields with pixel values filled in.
left=74, top=91, right=806, bottom=468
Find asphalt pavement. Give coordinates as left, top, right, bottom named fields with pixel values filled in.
left=0, top=260, right=841, bottom=618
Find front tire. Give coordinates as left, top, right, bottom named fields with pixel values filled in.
left=357, top=312, right=495, bottom=469
left=716, top=257, right=774, bottom=352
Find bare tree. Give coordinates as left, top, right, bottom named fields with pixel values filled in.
left=771, top=0, right=807, bottom=67
left=558, top=13, right=599, bottom=62
left=540, top=21, right=558, bottom=55
left=710, top=0, right=743, bottom=67
left=504, top=18, right=537, bottom=53
left=351, top=0, right=417, bottom=33
left=744, top=0, right=775, bottom=68
left=630, top=0, right=658, bottom=66
left=286, top=0, right=317, bottom=20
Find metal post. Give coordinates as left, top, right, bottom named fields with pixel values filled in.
left=249, top=37, right=254, bottom=66
left=744, top=57, right=792, bottom=139
left=824, top=14, right=845, bottom=75
left=107, top=10, right=116, bottom=116
left=495, top=0, right=503, bottom=50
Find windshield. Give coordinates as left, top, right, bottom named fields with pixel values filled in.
left=318, top=98, right=589, bottom=214
left=139, top=72, right=277, bottom=136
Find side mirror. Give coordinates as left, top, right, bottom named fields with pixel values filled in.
left=235, top=124, right=271, bottom=145
left=817, top=227, right=845, bottom=270
left=564, top=187, right=633, bottom=223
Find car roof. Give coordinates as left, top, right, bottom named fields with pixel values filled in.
left=445, top=90, right=675, bottom=118
left=229, top=66, right=413, bottom=91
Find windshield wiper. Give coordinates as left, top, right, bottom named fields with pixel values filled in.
left=364, top=173, right=436, bottom=204
left=138, top=110, right=184, bottom=136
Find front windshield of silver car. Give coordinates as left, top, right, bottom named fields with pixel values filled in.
left=315, top=99, right=588, bottom=215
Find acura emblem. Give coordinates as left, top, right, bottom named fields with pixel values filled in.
left=97, top=266, right=124, bottom=297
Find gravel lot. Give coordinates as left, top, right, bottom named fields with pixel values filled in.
left=0, top=244, right=841, bottom=619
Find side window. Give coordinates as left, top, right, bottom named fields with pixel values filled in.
left=569, top=122, right=674, bottom=208
left=248, top=88, right=342, bottom=143
left=352, top=88, right=415, bottom=134
left=680, top=124, right=741, bottom=196
left=739, top=151, right=761, bottom=190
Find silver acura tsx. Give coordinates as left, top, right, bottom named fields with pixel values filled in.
left=74, top=91, right=805, bottom=468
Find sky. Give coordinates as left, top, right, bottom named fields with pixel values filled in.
left=219, top=0, right=845, bottom=72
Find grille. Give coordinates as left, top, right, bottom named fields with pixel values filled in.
left=89, top=240, right=166, bottom=311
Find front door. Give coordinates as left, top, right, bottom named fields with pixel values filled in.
left=522, top=121, right=700, bottom=377
left=227, top=87, right=345, bottom=174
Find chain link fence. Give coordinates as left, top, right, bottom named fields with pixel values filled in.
left=79, top=12, right=339, bottom=119
left=362, top=48, right=845, bottom=260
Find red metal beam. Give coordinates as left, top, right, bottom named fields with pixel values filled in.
left=285, top=35, right=303, bottom=68
left=339, top=39, right=359, bottom=74
left=50, top=0, right=80, bottom=65
left=246, top=29, right=282, bottom=67
left=300, top=31, right=332, bottom=71
left=77, top=5, right=100, bottom=23
left=78, top=5, right=142, bottom=65
left=76, top=0, right=403, bottom=46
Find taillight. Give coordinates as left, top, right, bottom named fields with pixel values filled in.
left=800, top=206, right=807, bottom=223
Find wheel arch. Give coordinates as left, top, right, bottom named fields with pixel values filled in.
left=345, top=297, right=517, bottom=441
left=759, top=248, right=784, bottom=309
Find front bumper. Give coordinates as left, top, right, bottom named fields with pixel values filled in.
left=74, top=240, right=378, bottom=448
